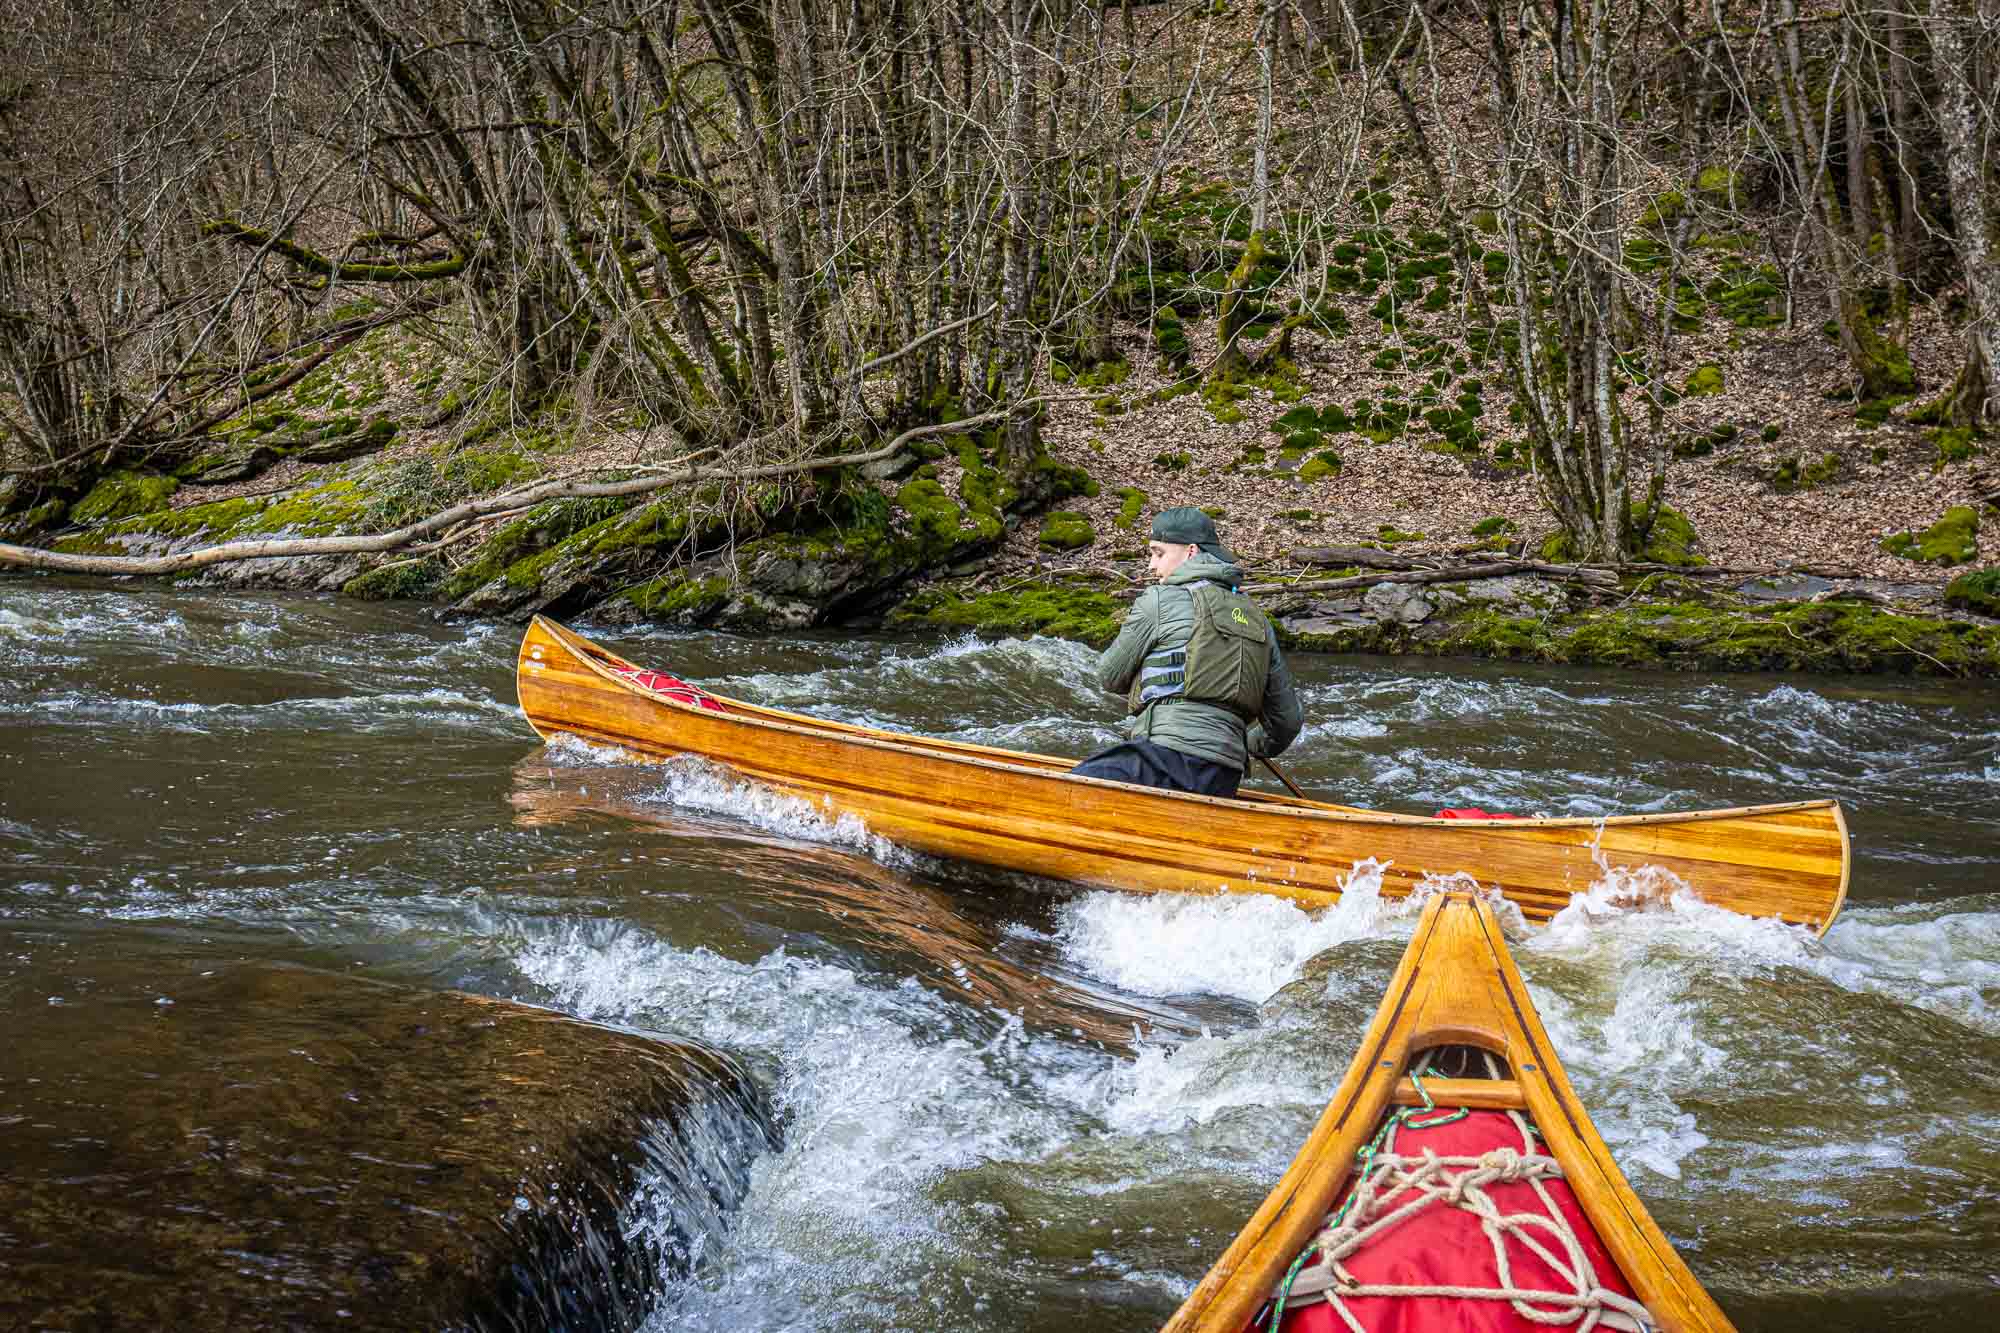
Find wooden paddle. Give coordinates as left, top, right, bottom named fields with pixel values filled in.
left=1259, top=755, right=1310, bottom=801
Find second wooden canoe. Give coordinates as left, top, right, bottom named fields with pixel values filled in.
left=515, top=616, right=1850, bottom=933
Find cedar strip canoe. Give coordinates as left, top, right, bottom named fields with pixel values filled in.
left=515, top=616, right=1850, bottom=933
left=1164, top=891, right=1735, bottom=1333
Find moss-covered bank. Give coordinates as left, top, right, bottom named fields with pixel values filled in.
left=887, top=572, right=2000, bottom=677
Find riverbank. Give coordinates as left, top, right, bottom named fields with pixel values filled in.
left=10, top=408, right=2000, bottom=677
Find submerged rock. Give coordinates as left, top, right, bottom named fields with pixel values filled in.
left=0, top=961, right=777, bottom=1332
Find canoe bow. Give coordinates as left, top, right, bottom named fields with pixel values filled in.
left=1164, top=890, right=1736, bottom=1332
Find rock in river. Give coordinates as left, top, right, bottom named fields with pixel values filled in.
left=0, top=958, right=777, bottom=1331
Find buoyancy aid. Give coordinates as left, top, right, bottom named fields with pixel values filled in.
left=1126, top=581, right=1274, bottom=721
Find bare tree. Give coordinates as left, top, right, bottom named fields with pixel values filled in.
left=1923, top=0, right=2000, bottom=425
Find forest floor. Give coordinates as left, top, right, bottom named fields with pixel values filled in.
left=962, top=300, right=1997, bottom=589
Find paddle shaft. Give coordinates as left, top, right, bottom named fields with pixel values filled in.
left=1259, top=756, right=1309, bottom=801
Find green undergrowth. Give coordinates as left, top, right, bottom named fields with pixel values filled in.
left=1945, top=567, right=2000, bottom=617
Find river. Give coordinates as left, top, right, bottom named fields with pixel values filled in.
left=3, top=578, right=1996, bottom=1330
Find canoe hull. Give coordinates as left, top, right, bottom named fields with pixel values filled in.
left=516, top=616, right=1849, bottom=932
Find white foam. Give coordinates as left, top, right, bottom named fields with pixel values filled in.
left=632, top=757, right=913, bottom=866
left=1816, top=899, right=2000, bottom=1035
left=510, top=921, right=1119, bottom=1323
left=1051, top=859, right=1406, bottom=1004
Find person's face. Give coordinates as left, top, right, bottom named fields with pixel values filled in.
left=1147, top=540, right=1196, bottom=581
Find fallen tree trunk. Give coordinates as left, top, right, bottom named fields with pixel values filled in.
left=1291, top=544, right=1440, bottom=571
left=1244, top=560, right=1621, bottom=597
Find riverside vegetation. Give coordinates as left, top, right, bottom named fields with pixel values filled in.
left=3, top=3, right=1997, bottom=676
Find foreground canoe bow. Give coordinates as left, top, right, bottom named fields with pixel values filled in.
left=1165, top=891, right=1735, bottom=1333
left=515, top=616, right=1849, bottom=933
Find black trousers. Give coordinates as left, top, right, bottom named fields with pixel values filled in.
left=1070, top=738, right=1242, bottom=798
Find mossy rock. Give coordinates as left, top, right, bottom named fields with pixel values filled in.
left=1037, top=511, right=1096, bottom=550
left=1683, top=363, right=1725, bottom=398
left=438, top=496, right=644, bottom=603
left=1881, top=506, right=1980, bottom=566
left=618, top=571, right=736, bottom=623
left=1471, top=515, right=1516, bottom=538
left=1771, top=453, right=1839, bottom=492
left=954, top=439, right=1019, bottom=517
left=1932, top=427, right=1981, bottom=467
left=1854, top=395, right=1911, bottom=428
left=1068, top=358, right=1132, bottom=389
left=1152, top=308, right=1191, bottom=367
left=1636, top=504, right=1704, bottom=565
left=342, top=557, right=446, bottom=601
left=2, top=497, right=69, bottom=540
left=71, top=471, right=179, bottom=523
left=1298, top=450, right=1341, bottom=483
left=897, top=478, right=974, bottom=546
left=1114, top=487, right=1147, bottom=530
left=1637, top=190, right=1685, bottom=229
left=1695, top=165, right=1742, bottom=198
left=1944, top=568, right=2000, bottom=617
left=1031, top=457, right=1099, bottom=502
left=889, top=580, right=1124, bottom=647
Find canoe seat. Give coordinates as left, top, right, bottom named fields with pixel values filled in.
left=1390, top=1076, right=1526, bottom=1110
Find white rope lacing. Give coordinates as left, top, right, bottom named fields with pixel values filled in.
left=1267, top=1053, right=1658, bottom=1332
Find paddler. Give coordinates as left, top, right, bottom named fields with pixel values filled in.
left=1072, top=507, right=1302, bottom=797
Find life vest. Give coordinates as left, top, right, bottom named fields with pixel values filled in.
left=1127, top=581, right=1273, bottom=721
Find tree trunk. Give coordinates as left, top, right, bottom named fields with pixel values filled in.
left=1925, top=0, right=2000, bottom=425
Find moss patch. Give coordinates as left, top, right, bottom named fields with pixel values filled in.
left=438, top=497, right=641, bottom=601
left=1429, top=598, right=2000, bottom=675
left=889, top=579, right=1124, bottom=646
left=1114, top=487, right=1147, bottom=530
left=1683, top=363, right=1725, bottom=398
left=71, top=471, right=179, bottom=523
left=618, top=571, right=735, bottom=622
left=342, top=557, right=445, bottom=601
left=1932, top=427, right=1981, bottom=467
left=1298, top=450, right=1341, bottom=483
left=1881, top=506, right=1979, bottom=566
left=1037, top=511, right=1096, bottom=550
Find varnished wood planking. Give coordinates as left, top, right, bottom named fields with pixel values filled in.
left=516, top=617, right=1849, bottom=933
left=1162, top=893, right=1738, bottom=1333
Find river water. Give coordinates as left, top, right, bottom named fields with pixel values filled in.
left=3, top=578, right=1997, bottom=1331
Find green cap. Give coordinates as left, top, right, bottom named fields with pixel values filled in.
left=1150, top=506, right=1236, bottom=562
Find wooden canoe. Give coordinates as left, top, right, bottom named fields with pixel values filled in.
left=515, top=615, right=1849, bottom=933
left=1164, top=890, right=1735, bottom=1333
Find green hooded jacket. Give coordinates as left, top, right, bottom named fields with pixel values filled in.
left=1094, top=553, right=1304, bottom=771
